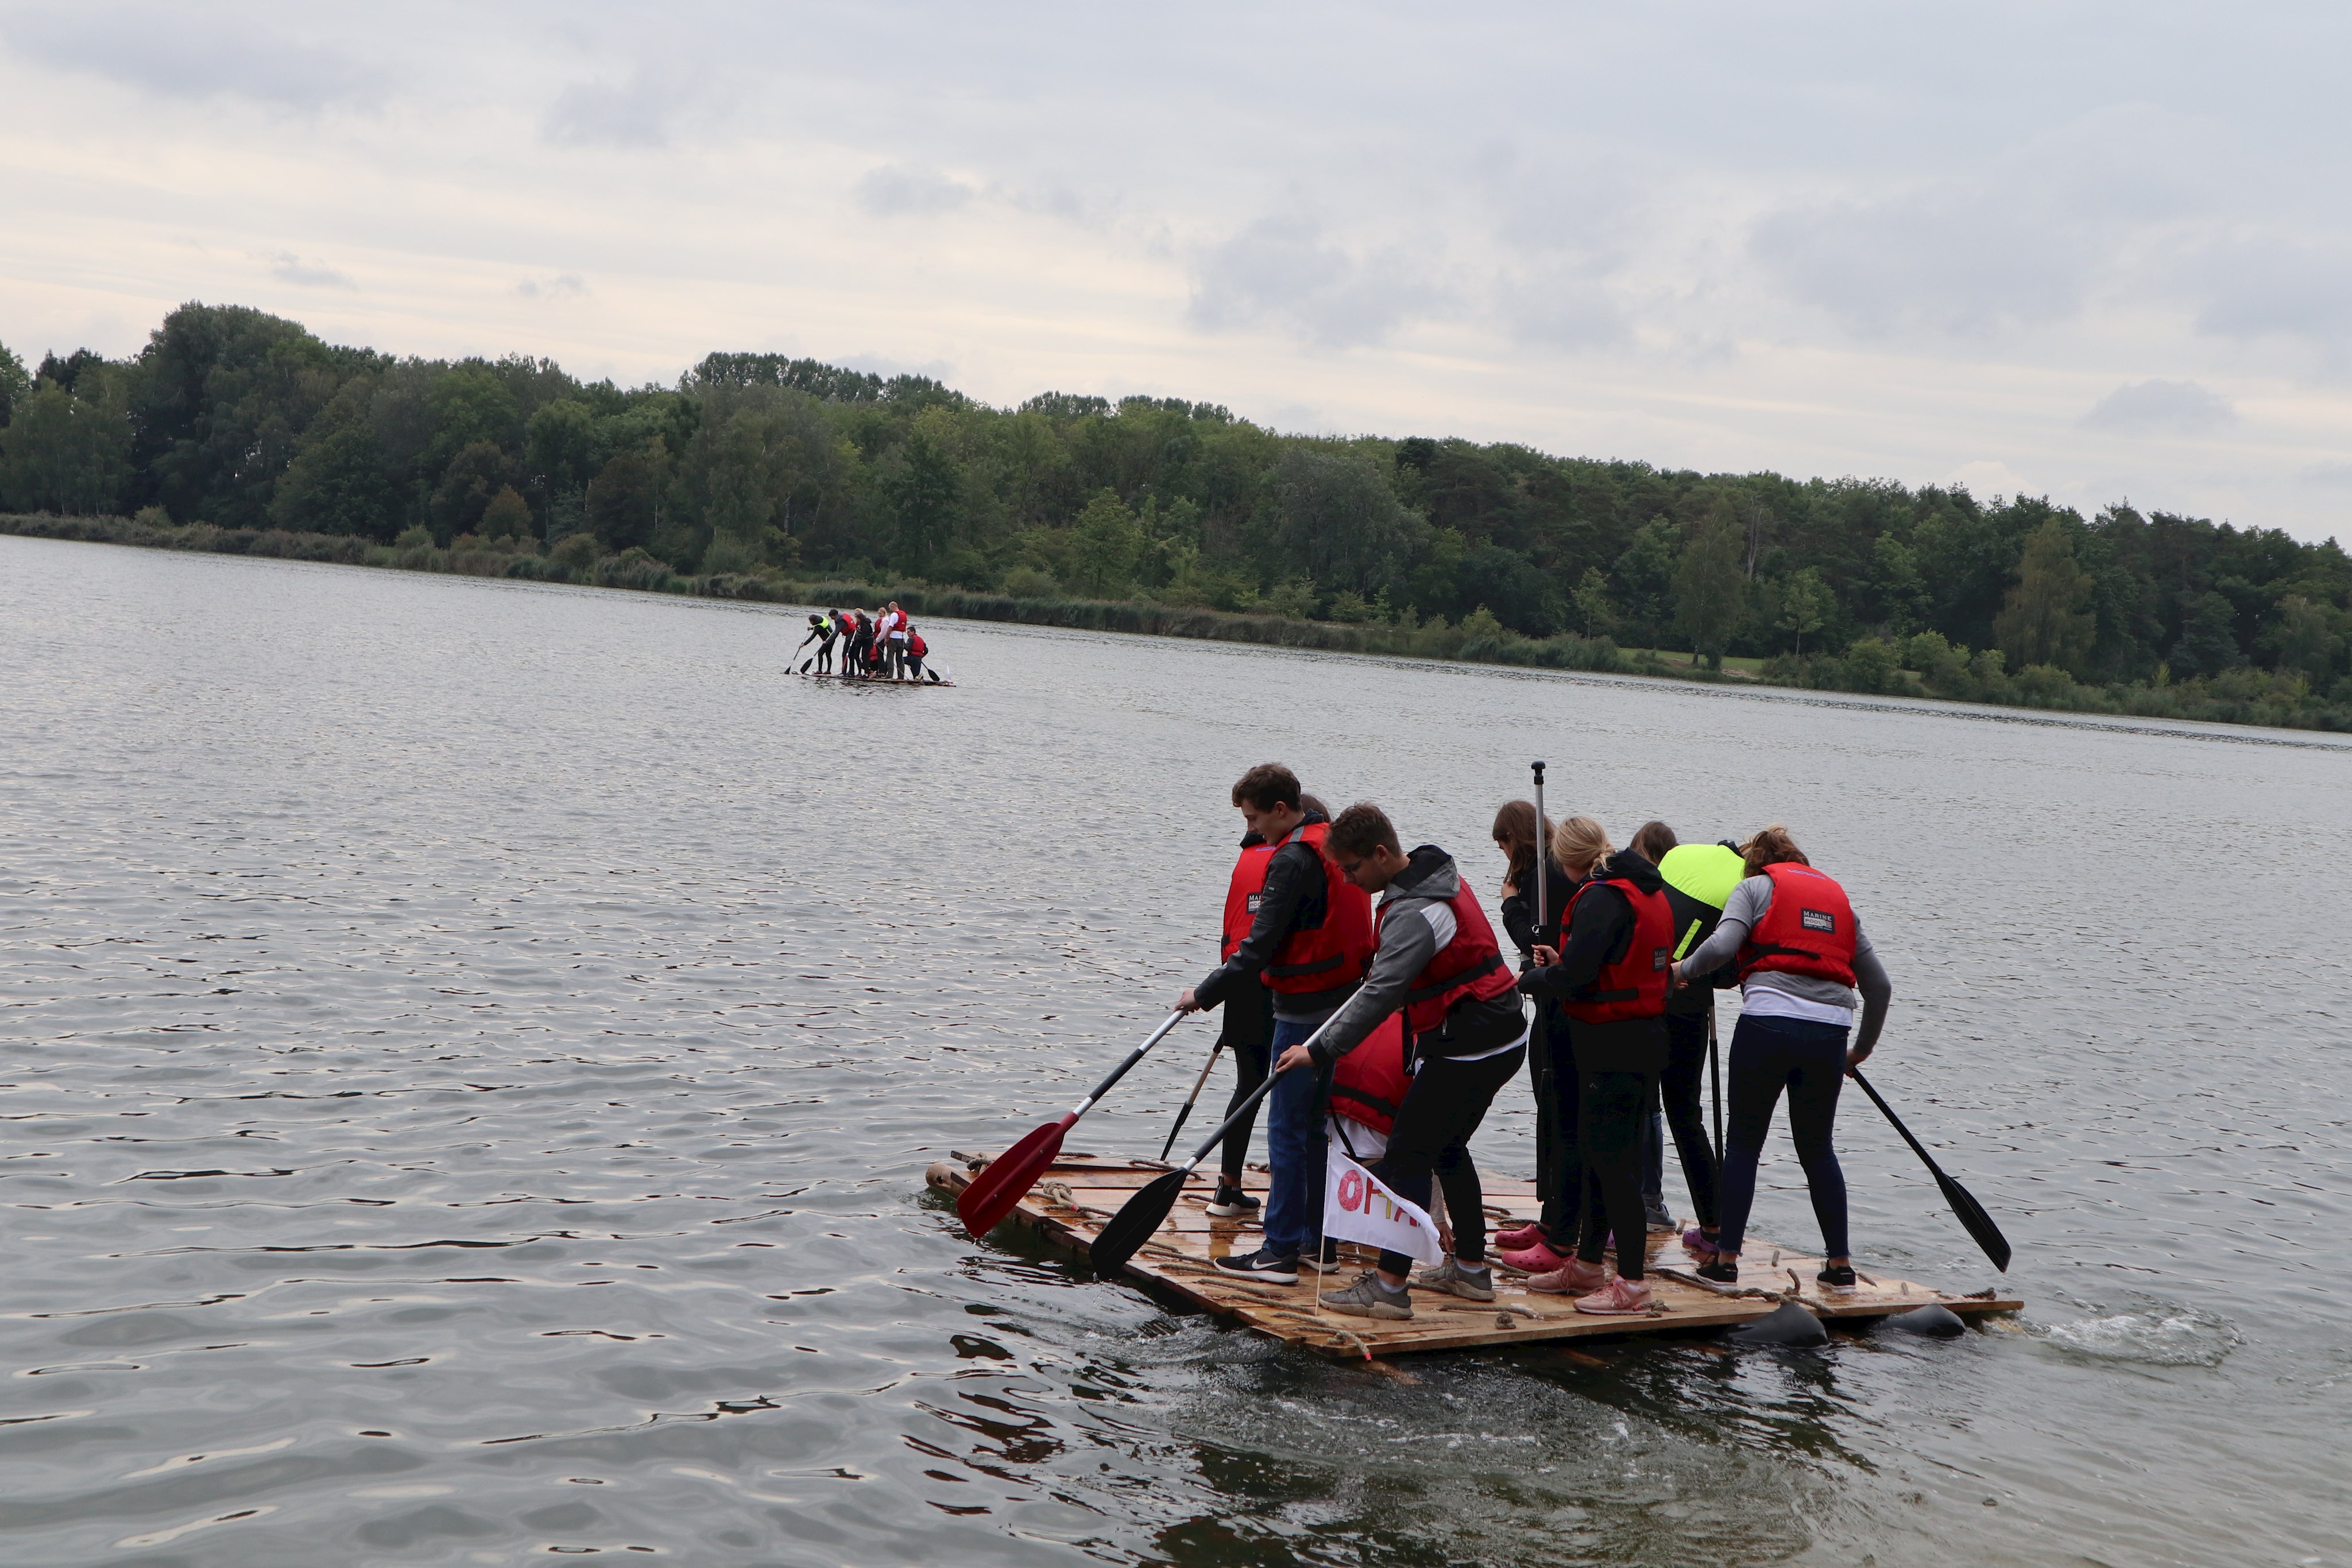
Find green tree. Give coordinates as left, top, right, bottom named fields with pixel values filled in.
left=430, top=442, right=517, bottom=543
left=0, top=372, right=133, bottom=514
left=126, top=303, right=347, bottom=525
left=1672, top=508, right=1746, bottom=668
left=1271, top=446, right=1419, bottom=597
left=0, top=339, right=30, bottom=428
left=479, top=485, right=533, bottom=541
left=1991, top=519, right=2095, bottom=675
left=1778, top=566, right=1831, bottom=657
left=1612, top=516, right=1680, bottom=641
left=587, top=445, right=663, bottom=553
left=1064, top=488, right=1146, bottom=598
left=879, top=425, right=962, bottom=576
left=2261, top=595, right=2344, bottom=680
left=1569, top=567, right=1619, bottom=638
left=270, top=379, right=391, bottom=537
left=1867, top=531, right=1929, bottom=634
left=2169, top=590, right=2242, bottom=678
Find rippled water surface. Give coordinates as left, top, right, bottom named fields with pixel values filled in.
left=3, top=533, right=2349, bottom=1567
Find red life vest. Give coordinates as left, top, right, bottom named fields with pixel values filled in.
left=1390, top=880, right=1517, bottom=1036
left=907, top=630, right=927, bottom=657
left=1219, top=840, right=1279, bottom=961
left=1559, top=876, right=1676, bottom=1025
left=1330, top=1013, right=1409, bottom=1135
left=1736, top=862, right=1858, bottom=987
left=1261, top=822, right=1374, bottom=997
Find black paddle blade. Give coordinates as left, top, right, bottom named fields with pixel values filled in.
left=1156, top=1102, right=1196, bottom=1163
left=1088, top=1169, right=1187, bottom=1275
left=1934, top=1169, right=2011, bottom=1272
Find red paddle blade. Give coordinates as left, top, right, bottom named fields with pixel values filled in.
left=956, top=1115, right=1074, bottom=1238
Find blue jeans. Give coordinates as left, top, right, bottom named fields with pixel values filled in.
left=1260, top=1016, right=1331, bottom=1259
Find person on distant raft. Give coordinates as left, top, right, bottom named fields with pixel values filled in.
left=1301, top=802, right=1527, bottom=1322
left=1518, top=818, right=1675, bottom=1315
left=1671, top=824, right=1892, bottom=1290
left=880, top=601, right=911, bottom=678
left=796, top=613, right=837, bottom=674
left=845, top=610, right=875, bottom=677
left=1175, top=766, right=1372, bottom=1285
left=903, top=622, right=928, bottom=682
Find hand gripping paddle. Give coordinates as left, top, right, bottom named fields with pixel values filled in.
left=957, top=1011, right=1189, bottom=1239
left=1850, top=1068, right=2013, bottom=1272
left=1090, top=1011, right=1341, bottom=1276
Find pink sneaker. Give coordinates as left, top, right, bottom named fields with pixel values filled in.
left=1525, top=1257, right=1607, bottom=1295
left=1493, top=1222, right=1545, bottom=1252
left=1494, top=1238, right=1570, bottom=1275
left=1574, top=1276, right=1654, bottom=1315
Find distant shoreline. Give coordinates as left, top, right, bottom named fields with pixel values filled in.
left=7, top=510, right=2343, bottom=736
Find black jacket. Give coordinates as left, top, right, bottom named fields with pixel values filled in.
left=1519, top=850, right=1668, bottom=1073
left=1500, top=860, right=1577, bottom=958
left=1193, top=807, right=1349, bottom=1021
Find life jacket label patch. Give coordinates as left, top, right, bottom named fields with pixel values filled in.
left=1246, top=893, right=1264, bottom=913
left=1652, top=947, right=1671, bottom=970
left=1801, top=908, right=1836, bottom=933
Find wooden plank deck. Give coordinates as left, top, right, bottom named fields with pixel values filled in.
left=931, top=1152, right=2022, bottom=1359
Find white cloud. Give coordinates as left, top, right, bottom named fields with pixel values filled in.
left=266, top=253, right=356, bottom=289
left=2082, top=378, right=2235, bottom=434
left=855, top=165, right=974, bottom=217
left=2, top=6, right=388, bottom=109
left=1187, top=209, right=1445, bottom=349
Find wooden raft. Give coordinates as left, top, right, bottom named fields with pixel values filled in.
left=930, top=1152, right=2022, bottom=1359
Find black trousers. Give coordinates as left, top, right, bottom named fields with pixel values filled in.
left=1661, top=1009, right=1721, bottom=1229
left=1216, top=1034, right=1271, bottom=1183
left=1371, top=1044, right=1526, bottom=1275
left=1529, top=1001, right=1585, bottom=1249
left=1575, top=1067, right=1660, bottom=1279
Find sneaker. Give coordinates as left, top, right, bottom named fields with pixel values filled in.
left=1695, top=1257, right=1740, bottom=1285
left=1414, top=1257, right=1497, bottom=1301
left=1817, top=1264, right=1856, bottom=1288
left=1494, top=1238, right=1572, bottom=1275
left=1303, top=1237, right=1343, bottom=1273
left=1492, top=1221, right=1545, bottom=1252
left=1573, top=1276, right=1654, bottom=1315
left=1212, top=1246, right=1298, bottom=1284
left=1645, top=1199, right=1676, bottom=1233
left=1205, top=1183, right=1261, bottom=1218
left=1525, top=1256, right=1608, bottom=1296
left=1321, top=1271, right=1414, bottom=1321
left=1681, top=1227, right=1722, bottom=1259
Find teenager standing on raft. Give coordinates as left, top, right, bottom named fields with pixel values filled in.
left=1519, top=818, right=1676, bottom=1314
left=1301, top=803, right=1527, bottom=1322
left=1630, top=820, right=1724, bottom=1252
left=1176, top=767, right=1371, bottom=1283
left=1672, top=825, right=1891, bottom=1287
left=1489, top=801, right=1581, bottom=1268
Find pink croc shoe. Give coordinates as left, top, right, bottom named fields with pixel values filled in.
left=1494, top=1238, right=1571, bottom=1275
left=1682, top=1227, right=1722, bottom=1259
left=1573, top=1276, right=1655, bottom=1315
left=1525, top=1257, right=1607, bottom=1296
left=1492, top=1221, right=1545, bottom=1252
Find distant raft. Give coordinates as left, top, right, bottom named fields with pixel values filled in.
left=800, top=668, right=956, bottom=687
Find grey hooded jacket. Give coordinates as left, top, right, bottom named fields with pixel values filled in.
left=1307, top=845, right=1526, bottom=1067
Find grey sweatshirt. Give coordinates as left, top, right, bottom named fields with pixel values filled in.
left=1679, top=873, right=1892, bottom=1052
left=1309, top=846, right=1525, bottom=1064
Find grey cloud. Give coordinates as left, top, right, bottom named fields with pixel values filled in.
left=1187, top=210, right=1444, bottom=349
left=2082, top=379, right=2235, bottom=435
left=3, top=7, right=389, bottom=109
left=2192, top=239, right=2352, bottom=354
left=2300, top=462, right=2352, bottom=488
left=543, top=72, right=686, bottom=149
left=516, top=274, right=587, bottom=300
left=268, top=253, right=356, bottom=289
left=855, top=165, right=974, bottom=217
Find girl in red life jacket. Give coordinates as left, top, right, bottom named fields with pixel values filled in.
left=1668, top=824, right=1894, bottom=1289
left=1518, top=817, right=1674, bottom=1316
left=1488, top=799, right=1581, bottom=1264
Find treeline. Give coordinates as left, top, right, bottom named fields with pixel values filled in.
left=4, top=303, right=2350, bottom=729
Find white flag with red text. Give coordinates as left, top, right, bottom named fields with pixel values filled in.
left=1322, top=1145, right=1442, bottom=1265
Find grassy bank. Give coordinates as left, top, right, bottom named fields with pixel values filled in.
left=7, top=510, right=2346, bottom=734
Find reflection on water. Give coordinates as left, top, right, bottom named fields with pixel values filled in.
left=2, top=533, right=2348, bottom=1566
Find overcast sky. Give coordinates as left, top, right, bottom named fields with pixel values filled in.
left=3, top=2, right=2348, bottom=541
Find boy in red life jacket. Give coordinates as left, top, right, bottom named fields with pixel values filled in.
left=1175, top=765, right=1371, bottom=1283
left=903, top=625, right=927, bottom=681
left=1290, top=803, right=1527, bottom=1321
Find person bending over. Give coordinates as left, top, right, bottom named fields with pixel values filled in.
left=1177, top=767, right=1371, bottom=1284
left=1672, top=824, right=1891, bottom=1288
left=1299, top=803, right=1527, bottom=1322
left=1520, top=818, right=1674, bottom=1315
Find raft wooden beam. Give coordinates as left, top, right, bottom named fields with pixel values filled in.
left=930, top=1153, right=2022, bottom=1359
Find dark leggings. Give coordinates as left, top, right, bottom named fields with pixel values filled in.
left=1716, top=1012, right=1851, bottom=1259
left=1216, top=1034, right=1271, bottom=1183
left=1574, top=1068, right=1658, bottom=1279
left=1372, top=1044, right=1526, bottom=1275
left=1528, top=1002, right=1585, bottom=1249
left=1661, top=1010, right=1720, bottom=1229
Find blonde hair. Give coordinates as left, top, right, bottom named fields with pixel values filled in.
left=1550, top=815, right=1612, bottom=878
left=1740, top=823, right=1811, bottom=878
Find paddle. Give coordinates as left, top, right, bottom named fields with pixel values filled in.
left=956, top=1010, right=1189, bottom=1238
left=1849, top=1068, right=2011, bottom=1272
left=1090, top=1012, right=1341, bottom=1276
left=1708, top=1008, right=1723, bottom=1166
left=1157, top=1040, right=1226, bottom=1161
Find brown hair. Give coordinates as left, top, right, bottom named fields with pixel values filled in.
left=1327, top=802, right=1400, bottom=859
left=1550, top=815, right=1612, bottom=878
left=1629, top=820, right=1678, bottom=864
left=1299, top=793, right=1328, bottom=820
left=1490, top=800, right=1554, bottom=884
left=1740, top=823, right=1810, bottom=878
left=1231, top=762, right=1302, bottom=812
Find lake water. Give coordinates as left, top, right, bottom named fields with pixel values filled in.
left=2, top=532, right=2347, bottom=1568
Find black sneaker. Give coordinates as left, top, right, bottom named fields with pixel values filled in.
left=1817, top=1264, right=1856, bottom=1288
left=1213, top=1246, right=1298, bottom=1284
left=1303, top=1237, right=1341, bottom=1273
left=1696, top=1257, right=1740, bottom=1285
left=1205, top=1183, right=1261, bottom=1218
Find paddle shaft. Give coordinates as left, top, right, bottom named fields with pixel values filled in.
left=1850, top=1067, right=2010, bottom=1269
left=1158, top=1040, right=1227, bottom=1161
